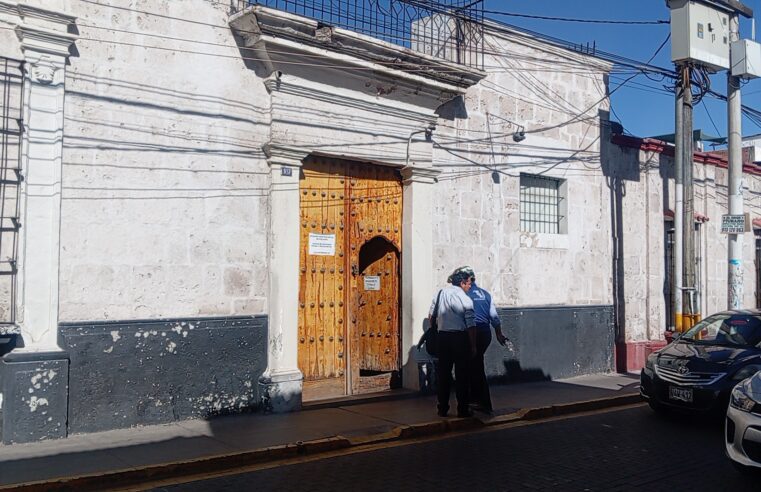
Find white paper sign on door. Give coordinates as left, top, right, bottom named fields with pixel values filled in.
left=308, top=233, right=336, bottom=256
left=364, top=276, right=381, bottom=291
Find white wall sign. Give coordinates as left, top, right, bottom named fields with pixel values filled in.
left=721, top=214, right=749, bottom=234
left=364, top=276, right=381, bottom=291
left=308, top=233, right=336, bottom=255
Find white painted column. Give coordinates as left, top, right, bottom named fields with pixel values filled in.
left=14, top=10, right=77, bottom=351
left=259, top=144, right=307, bottom=412
left=400, top=166, right=440, bottom=390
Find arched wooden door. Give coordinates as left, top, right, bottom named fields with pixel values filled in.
left=352, top=237, right=401, bottom=393
left=298, top=157, right=402, bottom=400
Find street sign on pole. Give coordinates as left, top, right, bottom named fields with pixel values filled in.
left=720, top=213, right=750, bottom=234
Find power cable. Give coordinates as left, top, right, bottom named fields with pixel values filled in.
left=480, top=10, right=669, bottom=25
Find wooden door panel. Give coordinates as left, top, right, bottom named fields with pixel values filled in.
left=298, top=158, right=347, bottom=381
left=347, top=164, right=402, bottom=375
left=355, top=239, right=400, bottom=371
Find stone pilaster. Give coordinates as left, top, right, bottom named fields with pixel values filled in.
left=259, top=143, right=308, bottom=412
left=2, top=3, right=76, bottom=443
left=400, top=165, right=440, bottom=390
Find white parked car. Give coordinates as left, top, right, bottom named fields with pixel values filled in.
left=726, top=370, right=761, bottom=474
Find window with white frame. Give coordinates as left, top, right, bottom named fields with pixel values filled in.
left=519, top=173, right=567, bottom=234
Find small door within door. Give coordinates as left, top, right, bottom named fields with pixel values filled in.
left=352, top=237, right=400, bottom=392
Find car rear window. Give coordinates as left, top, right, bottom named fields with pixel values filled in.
left=681, top=314, right=761, bottom=347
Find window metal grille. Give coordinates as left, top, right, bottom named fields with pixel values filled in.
left=0, top=57, right=23, bottom=327
left=519, top=174, right=564, bottom=234
left=233, top=0, right=484, bottom=69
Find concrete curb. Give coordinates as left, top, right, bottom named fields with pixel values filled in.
left=0, top=393, right=642, bottom=491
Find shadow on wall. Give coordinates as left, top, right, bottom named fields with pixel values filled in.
left=600, top=107, right=641, bottom=372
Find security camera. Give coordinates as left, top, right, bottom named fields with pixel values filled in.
left=512, top=131, right=526, bottom=143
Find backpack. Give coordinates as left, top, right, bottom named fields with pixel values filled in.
left=419, top=290, right=442, bottom=357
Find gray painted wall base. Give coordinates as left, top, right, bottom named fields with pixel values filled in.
left=1, top=351, right=69, bottom=444
left=413, top=304, right=614, bottom=387
left=485, top=305, right=615, bottom=382
left=60, top=315, right=267, bottom=434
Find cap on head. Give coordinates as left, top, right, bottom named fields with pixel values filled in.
left=448, top=265, right=475, bottom=285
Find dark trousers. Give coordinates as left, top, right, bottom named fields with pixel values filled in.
left=470, top=328, right=493, bottom=410
left=436, top=331, right=470, bottom=415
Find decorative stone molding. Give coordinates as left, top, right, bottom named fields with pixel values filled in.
left=16, top=23, right=77, bottom=60
left=230, top=5, right=485, bottom=103
left=401, top=165, right=441, bottom=185
left=262, top=71, right=281, bottom=94
left=269, top=77, right=438, bottom=127
left=30, top=58, right=56, bottom=84
left=0, top=1, right=18, bottom=21
left=262, top=143, right=309, bottom=169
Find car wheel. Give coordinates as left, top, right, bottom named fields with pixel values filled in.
left=648, top=399, right=670, bottom=416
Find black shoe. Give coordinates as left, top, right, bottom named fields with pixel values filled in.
left=457, top=409, right=473, bottom=418
left=437, top=409, right=448, bottom=417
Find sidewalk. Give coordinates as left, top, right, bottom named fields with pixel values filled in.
left=0, top=373, right=641, bottom=490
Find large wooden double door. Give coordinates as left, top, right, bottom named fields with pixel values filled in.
left=298, top=157, right=402, bottom=400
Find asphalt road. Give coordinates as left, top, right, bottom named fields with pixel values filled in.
left=151, top=405, right=760, bottom=491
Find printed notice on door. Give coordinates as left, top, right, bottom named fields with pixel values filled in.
left=308, top=233, right=336, bottom=256
left=364, top=276, right=381, bottom=291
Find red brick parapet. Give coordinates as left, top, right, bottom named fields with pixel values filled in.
left=611, top=134, right=761, bottom=176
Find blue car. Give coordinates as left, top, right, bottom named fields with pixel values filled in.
left=641, top=310, right=761, bottom=415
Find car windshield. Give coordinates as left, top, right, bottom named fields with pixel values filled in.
left=681, top=313, right=761, bottom=347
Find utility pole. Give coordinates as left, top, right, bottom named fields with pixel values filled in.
left=727, top=12, right=744, bottom=310
left=682, top=64, right=697, bottom=330
left=674, top=72, right=684, bottom=333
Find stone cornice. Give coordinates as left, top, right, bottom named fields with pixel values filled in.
left=263, top=143, right=309, bottom=168
left=401, top=165, right=441, bottom=185
left=0, top=1, right=19, bottom=21
left=230, top=6, right=485, bottom=96
left=271, top=77, right=438, bottom=126
left=16, top=22, right=77, bottom=59
left=17, top=3, right=76, bottom=27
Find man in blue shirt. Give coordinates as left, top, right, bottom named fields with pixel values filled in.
left=452, top=266, right=508, bottom=414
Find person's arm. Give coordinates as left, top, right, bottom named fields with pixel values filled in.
left=489, top=296, right=507, bottom=346
left=428, top=291, right=438, bottom=326
left=468, top=326, right=478, bottom=358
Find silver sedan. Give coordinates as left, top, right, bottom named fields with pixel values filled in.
left=726, top=370, right=761, bottom=474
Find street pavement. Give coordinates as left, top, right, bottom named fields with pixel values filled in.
left=0, top=373, right=640, bottom=489
left=154, top=405, right=760, bottom=492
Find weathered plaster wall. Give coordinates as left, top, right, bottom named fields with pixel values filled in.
left=610, top=139, right=761, bottom=345
left=59, top=0, right=271, bottom=321
left=433, top=29, right=613, bottom=307
left=694, top=160, right=760, bottom=314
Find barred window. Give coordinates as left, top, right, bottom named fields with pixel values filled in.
left=519, top=174, right=566, bottom=234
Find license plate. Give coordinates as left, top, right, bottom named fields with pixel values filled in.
left=669, top=386, right=693, bottom=403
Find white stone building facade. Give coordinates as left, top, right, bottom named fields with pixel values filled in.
left=0, top=0, right=640, bottom=442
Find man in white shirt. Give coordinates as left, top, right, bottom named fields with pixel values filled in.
left=429, top=270, right=477, bottom=417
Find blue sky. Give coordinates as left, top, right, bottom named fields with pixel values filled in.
left=482, top=0, right=761, bottom=144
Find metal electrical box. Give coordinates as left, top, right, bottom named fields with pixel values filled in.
left=669, top=0, right=731, bottom=70
left=731, top=39, right=761, bottom=78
